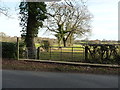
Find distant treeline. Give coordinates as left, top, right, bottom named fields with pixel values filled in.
left=1, top=36, right=119, bottom=45
left=0, top=32, right=119, bottom=45
left=74, top=40, right=119, bottom=44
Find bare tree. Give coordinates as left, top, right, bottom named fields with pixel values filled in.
left=45, top=0, right=93, bottom=47
left=0, top=32, right=7, bottom=37
left=0, top=2, right=9, bottom=16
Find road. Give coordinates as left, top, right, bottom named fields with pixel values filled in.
left=2, top=70, right=119, bottom=88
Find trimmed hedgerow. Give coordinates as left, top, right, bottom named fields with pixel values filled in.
left=2, top=42, right=17, bottom=59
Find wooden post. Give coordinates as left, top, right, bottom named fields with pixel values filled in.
left=85, top=46, right=88, bottom=62
left=17, top=37, right=19, bottom=60
left=50, top=46, right=51, bottom=60
left=60, top=47, right=62, bottom=60
left=37, top=47, right=40, bottom=59
left=72, top=47, right=73, bottom=61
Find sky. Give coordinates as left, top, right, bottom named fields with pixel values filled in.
left=0, top=0, right=119, bottom=40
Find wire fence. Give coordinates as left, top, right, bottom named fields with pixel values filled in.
left=19, top=44, right=120, bottom=64
left=19, top=46, right=84, bottom=62
left=37, top=46, right=85, bottom=62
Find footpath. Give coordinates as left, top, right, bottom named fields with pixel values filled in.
left=20, top=59, right=120, bottom=68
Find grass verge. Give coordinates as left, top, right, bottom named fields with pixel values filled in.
left=2, top=59, right=119, bottom=75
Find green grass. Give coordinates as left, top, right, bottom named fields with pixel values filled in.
left=52, top=44, right=83, bottom=47
left=35, top=43, right=41, bottom=48
left=39, top=47, right=84, bottom=62
left=50, top=47, right=84, bottom=52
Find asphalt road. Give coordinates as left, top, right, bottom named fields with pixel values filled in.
left=2, top=70, right=119, bottom=88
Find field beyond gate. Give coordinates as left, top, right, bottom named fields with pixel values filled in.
left=38, top=46, right=85, bottom=62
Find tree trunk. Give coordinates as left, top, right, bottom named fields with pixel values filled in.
left=69, top=34, right=73, bottom=46
left=25, top=3, right=36, bottom=59
left=67, top=34, right=73, bottom=47
left=26, top=36, right=36, bottom=59
left=63, top=38, right=67, bottom=47
left=58, top=41, right=61, bottom=47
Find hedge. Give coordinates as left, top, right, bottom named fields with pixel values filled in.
left=1, top=42, right=17, bottom=59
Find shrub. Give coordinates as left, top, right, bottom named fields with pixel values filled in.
left=2, top=42, right=17, bottom=59
left=19, top=42, right=26, bottom=58
left=41, top=40, right=50, bottom=52
left=2, top=42, right=26, bottom=59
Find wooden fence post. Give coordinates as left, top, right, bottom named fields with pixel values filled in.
left=50, top=46, right=52, bottom=60
left=17, top=37, right=19, bottom=60
left=85, top=46, right=88, bottom=62
left=37, top=47, right=40, bottom=59
left=72, top=47, right=73, bottom=61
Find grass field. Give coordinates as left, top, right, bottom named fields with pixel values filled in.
left=35, top=43, right=83, bottom=48
left=40, top=52, right=84, bottom=62
left=35, top=43, right=41, bottom=48
left=39, top=46, right=85, bottom=62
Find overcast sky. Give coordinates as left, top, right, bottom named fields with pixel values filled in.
left=0, top=0, right=119, bottom=40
